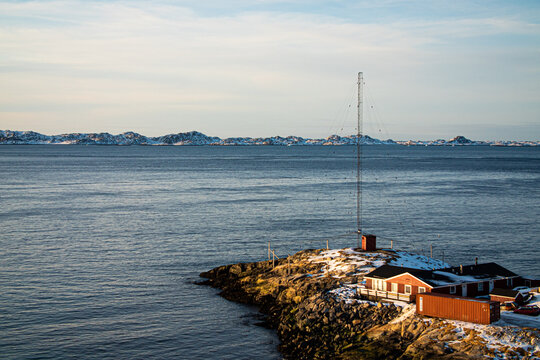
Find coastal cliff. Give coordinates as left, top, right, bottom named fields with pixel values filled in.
left=199, top=248, right=540, bottom=359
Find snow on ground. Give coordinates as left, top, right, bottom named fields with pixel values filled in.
left=328, top=284, right=377, bottom=305
left=443, top=293, right=540, bottom=358
left=448, top=320, right=540, bottom=358
left=499, top=292, right=540, bottom=329
left=308, top=248, right=449, bottom=278
left=387, top=250, right=449, bottom=270
left=389, top=303, right=416, bottom=324
left=328, top=283, right=409, bottom=308
left=500, top=311, right=540, bottom=329
left=309, top=249, right=391, bottom=277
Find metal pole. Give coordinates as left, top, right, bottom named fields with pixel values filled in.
left=356, top=72, right=363, bottom=248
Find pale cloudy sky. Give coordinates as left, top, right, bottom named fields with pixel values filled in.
left=1, top=0, right=539, bottom=140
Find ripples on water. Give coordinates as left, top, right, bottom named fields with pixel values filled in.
left=1, top=145, right=539, bottom=359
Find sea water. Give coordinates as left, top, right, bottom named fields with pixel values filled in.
left=1, top=145, right=539, bottom=359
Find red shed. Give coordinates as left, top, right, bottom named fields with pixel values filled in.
left=489, top=288, right=525, bottom=304
left=362, top=234, right=376, bottom=251
left=417, top=293, right=500, bottom=324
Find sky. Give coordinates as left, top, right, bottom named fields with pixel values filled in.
left=1, top=0, right=539, bottom=141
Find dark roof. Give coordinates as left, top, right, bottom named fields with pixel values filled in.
left=364, top=265, right=432, bottom=280
left=442, top=263, right=517, bottom=278
left=365, top=262, right=518, bottom=288
left=490, top=288, right=522, bottom=298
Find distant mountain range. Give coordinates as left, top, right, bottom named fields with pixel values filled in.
left=0, top=130, right=537, bottom=146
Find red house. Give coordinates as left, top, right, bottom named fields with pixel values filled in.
left=360, top=262, right=520, bottom=303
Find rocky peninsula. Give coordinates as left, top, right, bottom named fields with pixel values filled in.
left=199, top=248, right=540, bottom=359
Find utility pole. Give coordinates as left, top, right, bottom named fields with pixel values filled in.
left=356, top=72, right=363, bottom=248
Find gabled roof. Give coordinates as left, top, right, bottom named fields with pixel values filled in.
left=365, top=265, right=436, bottom=288
left=364, top=265, right=432, bottom=280
left=365, top=262, right=518, bottom=288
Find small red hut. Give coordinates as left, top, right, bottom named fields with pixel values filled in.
left=362, top=234, right=376, bottom=251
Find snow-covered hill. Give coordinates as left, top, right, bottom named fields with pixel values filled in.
left=0, top=130, right=537, bottom=146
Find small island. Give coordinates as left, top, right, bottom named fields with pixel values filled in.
left=199, top=243, right=539, bottom=359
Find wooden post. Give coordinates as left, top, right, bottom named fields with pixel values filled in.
left=442, top=251, right=444, bottom=264
left=268, top=241, right=271, bottom=261
left=430, top=243, right=433, bottom=258
left=326, top=239, right=329, bottom=250
left=272, top=250, right=275, bottom=269
left=391, top=240, right=393, bottom=249
left=287, top=255, right=290, bottom=276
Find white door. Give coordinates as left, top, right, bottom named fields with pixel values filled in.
left=462, top=284, right=467, bottom=297
left=419, top=297, right=423, bottom=312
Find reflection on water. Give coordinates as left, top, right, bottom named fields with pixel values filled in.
left=0, top=145, right=539, bottom=359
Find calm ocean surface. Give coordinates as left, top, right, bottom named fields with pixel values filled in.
left=1, top=145, right=539, bottom=359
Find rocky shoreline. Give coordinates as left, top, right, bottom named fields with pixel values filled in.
left=198, top=248, right=540, bottom=359
left=2, top=130, right=538, bottom=146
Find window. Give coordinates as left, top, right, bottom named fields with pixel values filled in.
left=450, top=286, right=456, bottom=294
left=507, top=278, right=513, bottom=287
left=478, top=282, right=484, bottom=291
left=391, top=283, right=398, bottom=293
left=405, top=285, right=412, bottom=294
left=418, top=287, right=426, bottom=293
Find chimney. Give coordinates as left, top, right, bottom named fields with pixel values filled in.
left=460, top=264, right=463, bottom=274
left=475, top=257, right=478, bottom=266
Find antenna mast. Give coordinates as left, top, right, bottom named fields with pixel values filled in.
left=356, top=72, right=363, bottom=248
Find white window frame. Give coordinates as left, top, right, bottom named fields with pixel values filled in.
left=418, top=287, right=426, bottom=293
left=405, top=285, right=412, bottom=294
left=449, top=286, right=456, bottom=294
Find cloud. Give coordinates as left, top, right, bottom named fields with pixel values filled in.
left=0, top=0, right=539, bottom=139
